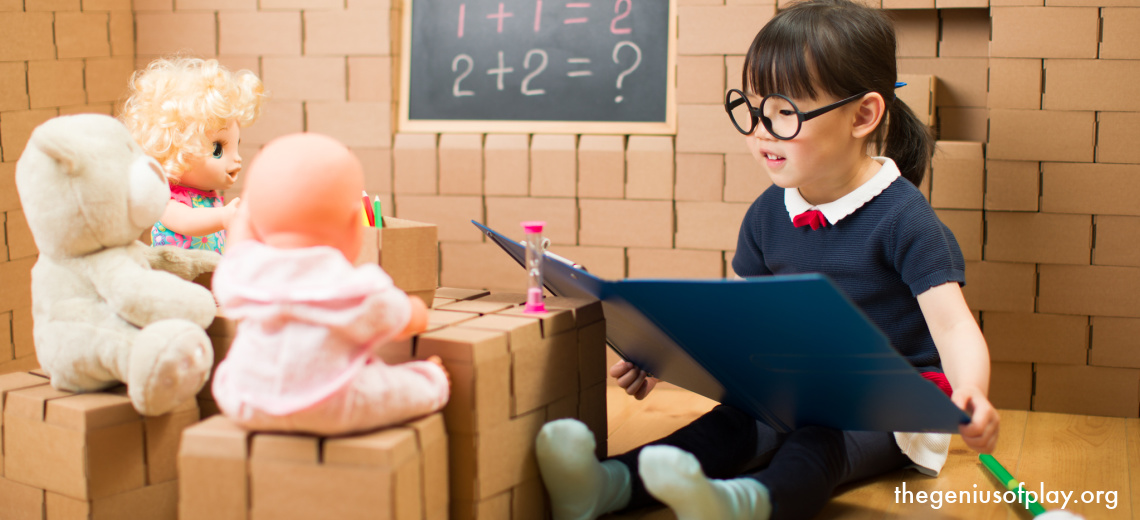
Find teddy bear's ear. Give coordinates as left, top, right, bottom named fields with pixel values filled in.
left=128, top=155, right=170, bottom=229
left=30, top=129, right=79, bottom=177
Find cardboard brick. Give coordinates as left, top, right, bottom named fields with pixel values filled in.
left=261, top=57, right=345, bottom=102
left=439, top=134, right=484, bottom=196
left=28, top=60, right=86, bottom=110
left=57, top=104, right=114, bottom=118
left=987, top=59, right=1042, bottom=110
left=625, top=136, right=674, bottom=201
left=984, top=160, right=1039, bottom=212
left=529, top=134, right=576, bottom=197
left=241, top=100, right=302, bottom=147
left=436, top=300, right=516, bottom=316
left=416, top=327, right=511, bottom=433
left=628, top=248, right=725, bottom=278
left=435, top=287, right=492, bottom=301
left=304, top=9, right=389, bottom=55
left=483, top=134, right=529, bottom=197
left=85, top=57, right=135, bottom=105
left=261, top=0, right=343, bottom=7
left=134, top=11, right=216, bottom=57
left=509, top=330, right=578, bottom=416
left=883, top=0, right=933, bottom=7
left=0, top=312, right=11, bottom=364
left=218, top=11, right=300, bottom=56
left=1094, top=216, right=1140, bottom=268
left=178, top=416, right=250, bottom=520
left=991, top=0, right=1041, bottom=6
left=961, top=261, right=1036, bottom=313
left=677, top=6, right=775, bottom=56
left=394, top=195, right=482, bottom=243
left=1039, top=265, right=1140, bottom=318
left=675, top=153, right=725, bottom=202
left=934, top=209, right=982, bottom=261
left=1041, top=163, right=1140, bottom=217
left=347, top=56, right=392, bottom=103
left=356, top=148, right=393, bottom=195
left=10, top=307, right=33, bottom=360
left=1045, top=59, right=1140, bottom=112
left=356, top=217, right=439, bottom=303
left=937, top=9, right=990, bottom=57
left=0, top=372, right=51, bottom=470
left=0, top=63, right=28, bottom=112
left=496, top=307, right=577, bottom=339
left=109, top=10, right=135, bottom=57
left=937, top=107, right=987, bottom=142
left=985, top=212, right=1091, bottom=265
left=541, top=244, right=627, bottom=281
left=1034, top=364, right=1139, bottom=418
left=896, top=74, right=935, bottom=127
left=0, top=13, right=55, bottom=61
left=990, top=7, right=1099, bottom=58
left=0, top=475, right=43, bottom=520
left=929, top=141, right=984, bottom=210
left=988, top=109, right=1094, bottom=162
left=56, top=12, right=109, bottom=59
left=448, top=409, right=545, bottom=501
left=393, top=133, right=439, bottom=195
left=45, top=480, right=178, bottom=519
left=1090, top=317, right=1140, bottom=369
left=577, top=136, right=625, bottom=199
left=0, top=258, right=35, bottom=313
left=897, top=58, right=988, bottom=109
left=579, top=199, right=673, bottom=248
left=305, top=101, right=390, bottom=148
left=890, top=10, right=939, bottom=57
left=1097, top=112, right=1140, bottom=165
left=440, top=242, right=528, bottom=293
left=984, top=312, right=1088, bottom=364
left=677, top=56, right=725, bottom=104
left=725, top=55, right=745, bottom=91
left=175, top=0, right=256, bottom=7
left=988, top=361, right=1032, bottom=411
left=1101, top=8, right=1140, bottom=59
left=723, top=153, right=769, bottom=203
left=5, top=211, right=36, bottom=261
left=576, top=320, right=608, bottom=389
left=26, top=0, right=79, bottom=8
left=676, top=104, right=750, bottom=155
left=675, top=201, right=749, bottom=250
left=484, top=196, right=577, bottom=246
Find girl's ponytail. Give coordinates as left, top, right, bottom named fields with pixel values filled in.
left=882, top=96, right=933, bottom=187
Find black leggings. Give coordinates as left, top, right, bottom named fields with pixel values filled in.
left=609, top=404, right=912, bottom=520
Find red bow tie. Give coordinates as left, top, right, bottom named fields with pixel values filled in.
left=793, top=209, right=828, bottom=230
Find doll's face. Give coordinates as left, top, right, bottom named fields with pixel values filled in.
left=179, top=120, right=241, bottom=192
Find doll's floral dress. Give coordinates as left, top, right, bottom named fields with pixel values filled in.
left=151, top=184, right=226, bottom=253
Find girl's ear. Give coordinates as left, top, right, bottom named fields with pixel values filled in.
left=851, top=92, right=886, bottom=139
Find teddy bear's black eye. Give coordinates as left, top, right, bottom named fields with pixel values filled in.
left=212, top=142, right=223, bottom=159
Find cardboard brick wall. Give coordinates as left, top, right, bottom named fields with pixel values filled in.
left=3, top=2, right=1140, bottom=417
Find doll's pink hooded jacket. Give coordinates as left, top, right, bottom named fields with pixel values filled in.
left=210, top=241, right=448, bottom=428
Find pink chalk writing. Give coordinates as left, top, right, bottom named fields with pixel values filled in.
left=487, top=2, right=514, bottom=33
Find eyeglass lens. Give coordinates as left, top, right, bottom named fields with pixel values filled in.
left=726, top=90, right=755, bottom=134
left=760, top=96, right=799, bottom=139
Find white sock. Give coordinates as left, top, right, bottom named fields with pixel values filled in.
left=639, top=445, right=772, bottom=520
left=536, top=419, right=632, bottom=520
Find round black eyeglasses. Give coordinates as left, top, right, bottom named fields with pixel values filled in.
left=724, top=88, right=871, bottom=140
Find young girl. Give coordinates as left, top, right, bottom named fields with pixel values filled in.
left=120, top=57, right=265, bottom=253
left=210, top=133, right=449, bottom=435
left=535, top=1, right=999, bottom=519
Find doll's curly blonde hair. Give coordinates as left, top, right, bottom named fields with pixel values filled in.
left=120, top=57, right=266, bottom=183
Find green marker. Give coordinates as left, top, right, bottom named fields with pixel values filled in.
left=979, top=454, right=1047, bottom=516
left=373, top=196, right=383, bottom=228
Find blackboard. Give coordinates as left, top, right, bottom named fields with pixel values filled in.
left=398, top=0, right=677, bottom=134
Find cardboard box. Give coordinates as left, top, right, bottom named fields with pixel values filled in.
left=628, top=248, right=725, bottom=279
left=1045, top=58, right=1140, bottom=111
left=1041, top=162, right=1140, bottom=217
left=180, top=413, right=448, bottom=520
left=1096, top=112, right=1140, bottom=165
left=579, top=199, right=674, bottom=248
left=438, top=134, right=483, bottom=196
left=1038, top=264, right=1140, bottom=318
left=305, top=101, right=390, bottom=149
left=677, top=56, right=725, bottom=105
left=441, top=242, right=529, bottom=293
left=1100, top=7, right=1140, bottom=59
left=540, top=245, right=628, bottom=281
left=625, top=136, right=674, bottom=201
left=897, top=58, right=988, bottom=108
left=1033, top=364, right=1140, bottom=418
left=577, top=136, right=625, bottom=199
left=675, top=153, right=725, bottom=202
left=930, top=141, right=984, bottom=210
left=984, top=212, right=1091, bottom=265
left=393, top=133, right=439, bottom=195
left=1090, top=317, right=1140, bottom=369
left=723, top=154, right=769, bottom=203
left=357, top=217, right=439, bottom=305
left=1093, top=216, right=1140, bottom=268
left=938, top=9, right=990, bottom=57
left=674, top=201, right=750, bottom=251
left=676, top=104, right=750, bottom=155
left=937, top=107, right=987, bottom=142
left=529, top=134, right=577, bottom=198
left=896, top=74, right=935, bottom=127
left=961, top=261, right=1037, bottom=313
left=889, top=10, right=938, bottom=57
left=988, top=109, right=1095, bottom=162
left=484, top=196, right=577, bottom=247
left=984, top=160, right=1039, bottom=211
left=483, top=134, right=529, bottom=197
left=983, top=311, right=1088, bottom=364
left=934, top=209, right=982, bottom=261
left=987, top=59, right=1042, bottom=110
left=677, top=6, right=775, bottom=56
left=990, top=7, right=1099, bottom=58
left=988, top=361, right=1032, bottom=411
left=393, top=195, right=482, bottom=243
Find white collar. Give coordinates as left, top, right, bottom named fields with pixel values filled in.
left=784, top=157, right=901, bottom=225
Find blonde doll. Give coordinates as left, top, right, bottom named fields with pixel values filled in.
left=120, top=57, right=265, bottom=253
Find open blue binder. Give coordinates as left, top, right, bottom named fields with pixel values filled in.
left=473, top=221, right=969, bottom=433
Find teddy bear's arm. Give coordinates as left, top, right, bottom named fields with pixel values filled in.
left=84, top=246, right=217, bottom=329
left=144, top=245, right=221, bottom=281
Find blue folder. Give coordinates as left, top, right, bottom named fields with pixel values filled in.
left=473, top=221, right=969, bottom=433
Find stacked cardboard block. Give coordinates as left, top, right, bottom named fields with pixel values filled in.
left=422, top=288, right=607, bottom=520
left=178, top=412, right=448, bottom=520
left=0, top=371, right=199, bottom=520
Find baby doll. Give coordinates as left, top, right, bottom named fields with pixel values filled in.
left=120, top=57, right=265, bottom=253
left=210, top=133, right=449, bottom=435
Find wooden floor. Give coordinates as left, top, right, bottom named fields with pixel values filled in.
left=601, top=385, right=1138, bottom=519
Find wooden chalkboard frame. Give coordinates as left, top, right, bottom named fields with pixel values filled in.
left=396, top=0, right=678, bottom=135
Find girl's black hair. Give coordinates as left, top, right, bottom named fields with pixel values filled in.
left=742, top=0, right=933, bottom=186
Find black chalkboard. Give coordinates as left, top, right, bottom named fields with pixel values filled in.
left=398, top=0, right=676, bottom=134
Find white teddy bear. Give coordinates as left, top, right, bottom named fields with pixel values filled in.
left=15, top=114, right=217, bottom=416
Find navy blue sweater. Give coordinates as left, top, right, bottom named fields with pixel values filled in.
left=732, top=178, right=965, bottom=371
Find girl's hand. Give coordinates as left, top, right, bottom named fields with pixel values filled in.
left=953, top=386, right=1000, bottom=454
left=609, top=360, right=657, bottom=400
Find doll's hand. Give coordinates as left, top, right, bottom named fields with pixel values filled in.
left=221, top=197, right=242, bottom=229
left=610, top=360, right=657, bottom=400
left=427, top=355, right=450, bottom=386
left=953, top=386, right=1000, bottom=454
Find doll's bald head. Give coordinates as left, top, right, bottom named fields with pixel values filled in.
left=242, top=133, right=364, bottom=260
